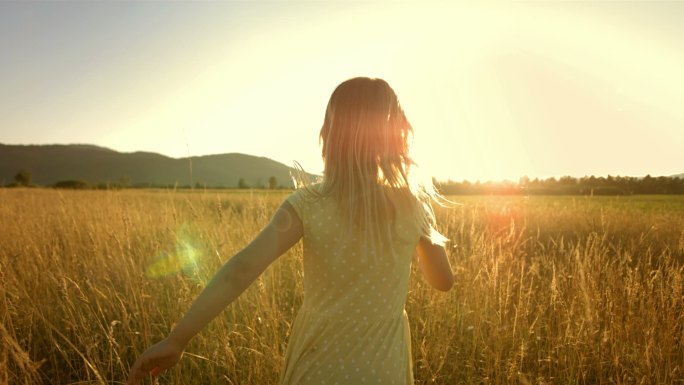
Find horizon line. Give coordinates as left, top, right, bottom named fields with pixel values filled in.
left=1, top=141, right=681, bottom=181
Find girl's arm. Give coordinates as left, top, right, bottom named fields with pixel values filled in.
left=127, top=200, right=303, bottom=385
left=415, top=236, right=454, bottom=291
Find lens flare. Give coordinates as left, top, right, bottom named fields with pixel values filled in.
left=145, top=224, right=205, bottom=281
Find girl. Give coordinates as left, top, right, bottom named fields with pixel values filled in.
left=127, top=77, right=454, bottom=385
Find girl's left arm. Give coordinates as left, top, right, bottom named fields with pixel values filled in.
left=127, top=200, right=303, bottom=384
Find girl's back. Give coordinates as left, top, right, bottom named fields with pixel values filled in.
left=280, top=185, right=422, bottom=384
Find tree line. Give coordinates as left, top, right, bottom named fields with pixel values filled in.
left=4, top=170, right=286, bottom=190
left=435, top=175, right=684, bottom=195
left=6, top=169, right=684, bottom=194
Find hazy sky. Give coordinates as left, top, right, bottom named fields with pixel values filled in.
left=1, top=1, right=682, bottom=181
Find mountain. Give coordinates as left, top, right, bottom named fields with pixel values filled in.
left=0, top=143, right=302, bottom=188
left=671, top=173, right=684, bottom=179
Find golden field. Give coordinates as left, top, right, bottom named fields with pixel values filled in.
left=1, top=189, right=682, bottom=385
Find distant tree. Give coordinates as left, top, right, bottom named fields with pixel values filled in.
left=54, top=180, right=89, bottom=189
left=14, top=170, right=32, bottom=186
left=118, top=175, right=130, bottom=188
left=268, top=176, right=278, bottom=190
left=238, top=178, right=249, bottom=189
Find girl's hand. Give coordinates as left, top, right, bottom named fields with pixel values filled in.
left=127, top=338, right=184, bottom=385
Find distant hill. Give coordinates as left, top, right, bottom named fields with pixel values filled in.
left=671, top=173, right=684, bottom=179
left=0, top=143, right=303, bottom=188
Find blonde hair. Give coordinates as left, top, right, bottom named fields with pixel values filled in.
left=296, top=77, right=446, bottom=248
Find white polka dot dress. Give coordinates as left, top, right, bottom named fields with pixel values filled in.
left=279, top=187, right=421, bottom=385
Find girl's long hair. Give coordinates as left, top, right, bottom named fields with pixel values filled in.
left=295, top=77, right=447, bottom=249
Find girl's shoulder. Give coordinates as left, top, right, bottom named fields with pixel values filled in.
left=288, top=182, right=325, bottom=200
left=285, top=183, right=326, bottom=218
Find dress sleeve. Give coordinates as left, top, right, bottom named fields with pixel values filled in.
left=286, top=189, right=305, bottom=221
left=419, top=197, right=448, bottom=245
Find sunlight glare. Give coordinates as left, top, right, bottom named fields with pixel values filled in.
left=145, top=224, right=206, bottom=283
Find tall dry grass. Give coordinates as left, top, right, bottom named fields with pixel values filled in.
left=0, top=189, right=682, bottom=384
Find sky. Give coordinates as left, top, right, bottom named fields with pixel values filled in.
left=1, top=1, right=683, bottom=182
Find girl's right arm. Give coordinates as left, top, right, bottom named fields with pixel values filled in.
left=127, top=200, right=303, bottom=385
left=415, top=236, right=454, bottom=291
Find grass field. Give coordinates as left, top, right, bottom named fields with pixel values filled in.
left=1, top=189, right=682, bottom=385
